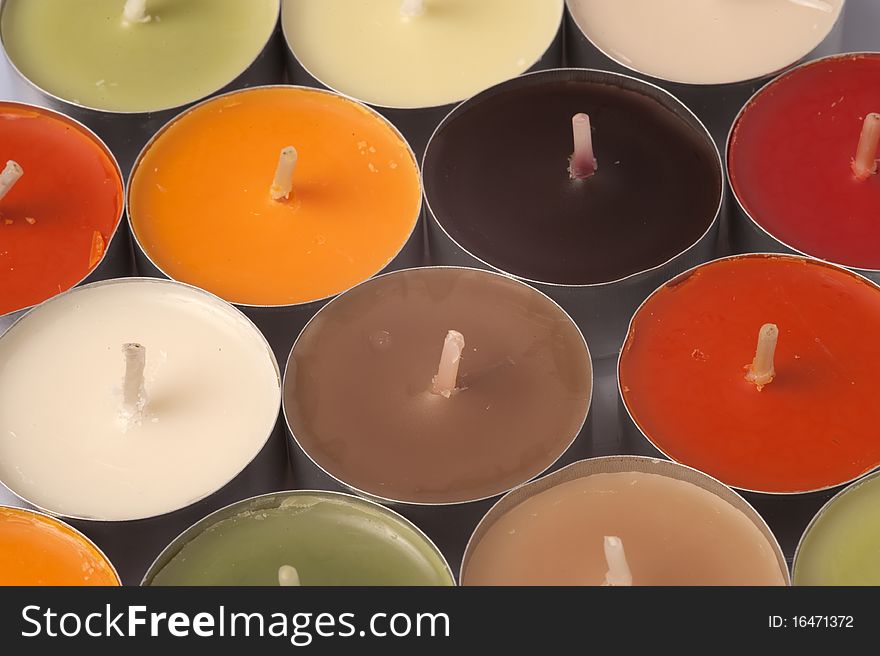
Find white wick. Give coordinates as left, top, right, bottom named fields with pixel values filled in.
left=0, top=160, right=23, bottom=203
left=270, top=146, right=298, bottom=201
left=602, top=536, right=632, bottom=587
left=122, top=0, right=151, bottom=25
left=122, top=343, right=147, bottom=419
left=569, top=113, right=598, bottom=180
left=400, top=0, right=425, bottom=18
left=745, top=323, right=778, bottom=390
left=853, top=113, right=880, bottom=181
left=278, top=565, right=301, bottom=586
left=431, top=330, right=465, bottom=398
left=787, top=0, right=833, bottom=12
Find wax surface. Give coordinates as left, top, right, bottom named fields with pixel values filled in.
left=568, top=0, right=842, bottom=84
left=0, top=280, right=280, bottom=520
left=730, top=54, right=880, bottom=271
left=423, top=77, right=720, bottom=285
left=282, top=0, right=561, bottom=108
left=0, top=103, right=122, bottom=316
left=1, top=0, right=279, bottom=112
left=463, top=472, right=785, bottom=586
left=619, top=256, right=880, bottom=493
left=149, top=494, right=452, bottom=586
left=794, top=474, right=880, bottom=585
left=0, top=507, right=118, bottom=586
left=285, top=269, right=592, bottom=504
left=130, top=87, right=421, bottom=306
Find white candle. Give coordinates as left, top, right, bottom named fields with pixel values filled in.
left=0, top=279, right=280, bottom=521
left=567, top=0, right=844, bottom=85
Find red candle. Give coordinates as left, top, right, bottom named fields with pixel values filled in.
left=0, top=103, right=123, bottom=317
left=619, top=255, right=880, bottom=494
left=729, top=54, right=880, bottom=273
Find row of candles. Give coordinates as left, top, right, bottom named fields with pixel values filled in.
left=1, top=0, right=878, bottom=587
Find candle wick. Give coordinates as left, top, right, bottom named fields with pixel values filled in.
left=271, top=146, right=298, bottom=201
left=278, top=565, right=301, bottom=586
left=745, top=323, right=778, bottom=390
left=0, top=160, right=23, bottom=203
left=400, top=0, right=425, bottom=18
left=569, top=113, right=598, bottom=180
left=122, top=343, right=147, bottom=421
left=431, top=330, right=465, bottom=398
left=602, top=536, right=632, bottom=587
left=852, top=113, right=880, bottom=182
left=122, top=0, right=151, bottom=25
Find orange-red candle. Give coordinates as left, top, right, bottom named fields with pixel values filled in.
left=619, top=255, right=880, bottom=494
left=129, top=87, right=421, bottom=306
left=0, top=102, right=123, bottom=317
left=0, top=507, right=119, bottom=586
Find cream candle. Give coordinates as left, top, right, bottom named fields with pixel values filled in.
left=0, top=279, right=281, bottom=521
left=462, top=457, right=788, bottom=586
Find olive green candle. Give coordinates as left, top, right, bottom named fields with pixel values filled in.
left=146, top=492, right=454, bottom=586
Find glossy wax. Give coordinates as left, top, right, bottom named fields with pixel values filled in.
left=0, top=507, right=118, bottom=586
left=463, top=472, right=786, bottom=586
left=619, top=256, right=880, bottom=493
left=1, top=0, right=279, bottom=112
left=149, top=494, right=452, bottom=586
left=282, top=0, right=562, bottom=108
left=0, top=103, right=122, bottom=316
left=568, top=0, right=843, bottom=84
left=794, top=474, right=880, bottom=585
left=730, top=54, right=880, bottom=271
left=423, top=78, right=721, bottom=285
left=130, top=87, right=421, bottom=306
left=285, top=269, right=592, bottom=504
left=0, top=280, right=280, bottom=520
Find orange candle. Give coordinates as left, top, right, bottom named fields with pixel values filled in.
left=0, top=102, right=123, bottom=317
left=128, top=87, right=422, bottom=306
left=0, top=507, right=119, bottom=586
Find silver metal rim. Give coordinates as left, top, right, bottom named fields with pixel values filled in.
left=0, top=276, right=283, bottom=524
left=282, top=265, right=594, bottom=509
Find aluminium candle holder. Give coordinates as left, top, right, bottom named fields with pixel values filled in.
left=563, top=0, right=847, bottom=147
left=0, top=0, right=285, bottom=175
left=422, top=68, right=723, bottom=360
left=0, top=102, right=132, bottom=337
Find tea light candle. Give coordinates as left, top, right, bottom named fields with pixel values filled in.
left=145, top=492, right=454, bottom=586
left=794, top=471, right=880, bottom=585
left=619, top=254, right=880, bottom=495
left=0, top=0, right=280, bottom=112
left=423, top=69, right=722, bottom=357
left=0, top=278, right=281, bottom=521
left=0, top=102, right=124, bottom=327
left=729, top=54, right=880, bottom=282
left=281, top=0, right=562, bottom=108
left=129, top=86, right=422, bottom=358
left=284, top=267, right=592, bottom=506
left=461, top=457, right=788, bottom=586
left=0, top=506, right=119, bottom=586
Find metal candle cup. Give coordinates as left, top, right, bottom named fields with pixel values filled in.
left=282, top=266, right=593, bottom=572
left=618, top=254, right=880, bottom=560
left=0, top=278, right=288, bottom=585
left=461, top=456, right=789, bottom=586
left=127, top=85, right=424, bottom=364
left=423, top=69, right=723, bottom=360
left=0, top=0, right=284, bottom=175
left=564, top=0, right=846, bottom=146
left=142, top=490, right=455, bottom=586
left=281, top=0, right=564, bottom=159
left=727, top=53, right=880, bottom=285
left=0, top=101, right=131, bottom=337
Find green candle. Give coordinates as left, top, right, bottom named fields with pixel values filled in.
left=145, top=492, right=454, bottom=586
left=793, top=472, right=880, bottom=586
left=0, top=0, right=279, bottom=112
